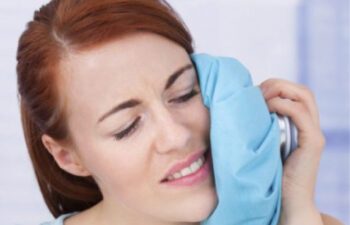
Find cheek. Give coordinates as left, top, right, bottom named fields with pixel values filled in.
left=191, top=97, right=210, bottom=132
left=87, top=142, right=151, bottom=195
left=90, top=144, right=161, bottom=212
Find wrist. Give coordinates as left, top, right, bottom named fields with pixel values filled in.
left=278, top=202, right=323, bottom=225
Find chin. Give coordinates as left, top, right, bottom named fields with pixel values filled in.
left=187, top=190, right=218, bottom=222
left=169, top=185, right=218, bottom=222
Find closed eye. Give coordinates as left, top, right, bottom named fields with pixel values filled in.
left=169, top=89, right=199, bottom=104
left=114, top=116, right=141, bottom=140
left=114, top=89, right=199, bottom=141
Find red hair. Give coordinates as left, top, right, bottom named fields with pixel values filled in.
left=16, top=0, right=193, bottom=217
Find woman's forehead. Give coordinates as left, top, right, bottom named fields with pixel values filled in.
left=57, top=32, right=191, bottom=120
left=61, top=33, right=189, bottom=88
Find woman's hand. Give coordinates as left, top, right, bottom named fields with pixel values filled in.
left=259, top=78, right=326, bottom=224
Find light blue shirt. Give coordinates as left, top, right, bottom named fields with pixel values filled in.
left=40, top=211, right=79, bottom=225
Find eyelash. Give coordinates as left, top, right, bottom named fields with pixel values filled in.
left=114, top=89, right=199, bottom=140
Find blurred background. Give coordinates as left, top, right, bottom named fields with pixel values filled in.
left=0, top=0, right=348, bottom=224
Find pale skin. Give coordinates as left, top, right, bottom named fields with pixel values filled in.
left=41, top=32, right=343, bottom=225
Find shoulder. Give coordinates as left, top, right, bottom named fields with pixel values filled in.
left=321, top=213, right=345, bottom=225
left=40, top=212, right=80, bottom=225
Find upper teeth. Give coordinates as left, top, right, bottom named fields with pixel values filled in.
left=166, top=155, right=205, bottom=181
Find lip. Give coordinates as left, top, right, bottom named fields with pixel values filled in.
left=161, top=150, right=212, bottom=187
left=160, top=148, right=208, bottom=183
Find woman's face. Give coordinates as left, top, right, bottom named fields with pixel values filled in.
left=58, top=32, right=217, bottom=223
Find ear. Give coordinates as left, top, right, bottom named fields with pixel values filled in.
left=41, top=134, right=91, bottom=177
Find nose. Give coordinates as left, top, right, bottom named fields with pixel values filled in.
left=152, top=104, right=192, bottom=154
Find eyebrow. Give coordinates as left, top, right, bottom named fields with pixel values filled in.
left=97, top=63, right=193, bottom=124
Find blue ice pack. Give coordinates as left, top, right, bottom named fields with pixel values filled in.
left=191, top=53, right=283, bottom=225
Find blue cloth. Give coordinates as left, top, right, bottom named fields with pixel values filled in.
left=190, top=53, right=283, bottom=225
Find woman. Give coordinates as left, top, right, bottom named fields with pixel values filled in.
left=16, top=0, right=343, bottom=224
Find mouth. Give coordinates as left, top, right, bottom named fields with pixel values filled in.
left=160, top=148, right=211, bottom=185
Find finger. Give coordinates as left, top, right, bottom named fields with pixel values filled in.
left=267, top=96, right=326, bottom=155
left=259, top=79, right=319, bottom=127
left=259, top=79, right=320, bottom=128
left=266, top=96, right=314, bottom=135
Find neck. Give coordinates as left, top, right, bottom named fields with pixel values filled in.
left=86, top=200, right=201, bottom=225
